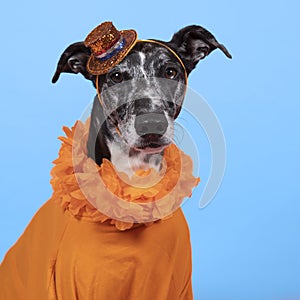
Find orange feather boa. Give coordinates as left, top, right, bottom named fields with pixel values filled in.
left=50, top=119, right=200, bottom=230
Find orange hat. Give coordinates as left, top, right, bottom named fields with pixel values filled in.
left=84, top=21, right=137, bottom=75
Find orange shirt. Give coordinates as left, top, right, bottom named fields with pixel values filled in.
left=0, top=199, right=193, bottom=299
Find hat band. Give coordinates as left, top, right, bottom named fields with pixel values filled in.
left=95, top=37, right=125, bottom=62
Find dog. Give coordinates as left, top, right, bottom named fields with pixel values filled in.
left=52, top=25, right=231, bottom=175
left=0, top=24, right=231, bottom=300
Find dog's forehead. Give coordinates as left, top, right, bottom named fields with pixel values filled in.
left=117, top=42, right=173, bottom=72
left=132, top=42, right=171, bottom=59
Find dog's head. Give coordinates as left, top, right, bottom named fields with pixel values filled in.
left=53, top=25, right=231, bottom=172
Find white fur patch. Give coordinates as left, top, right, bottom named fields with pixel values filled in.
left=107, top=140, right=162, bottom=177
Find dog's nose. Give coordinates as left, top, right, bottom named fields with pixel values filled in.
left=135, top=112, right=168, bottom=137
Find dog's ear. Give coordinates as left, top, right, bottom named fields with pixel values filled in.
left=52, top=42, right=94, bottom=83
left=167, top=25, right=232, bottom=74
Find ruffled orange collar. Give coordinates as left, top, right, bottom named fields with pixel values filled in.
left=50, top=119, right=200, bottom=231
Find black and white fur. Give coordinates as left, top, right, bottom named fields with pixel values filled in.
left=52, top=25, right=231, bottom=175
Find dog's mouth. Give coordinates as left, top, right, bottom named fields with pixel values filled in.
left=133, top=135, right=171, bottom=154
left=134, top=143, right=168, bottom=154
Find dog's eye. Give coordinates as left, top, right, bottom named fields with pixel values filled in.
left=110, top=72, right=124, bottom=84
left=164, top=67, right=177, bottom=79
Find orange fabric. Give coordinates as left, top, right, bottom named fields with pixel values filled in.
left=0, top=120, right=197, bottom=299
left=0, top=200, right=193, bottom=299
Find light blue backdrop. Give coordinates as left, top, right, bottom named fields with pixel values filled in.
left=1, top=1, right=299, bottom=299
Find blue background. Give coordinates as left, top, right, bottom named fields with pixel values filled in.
left=1, top=1, right=299, bottom=299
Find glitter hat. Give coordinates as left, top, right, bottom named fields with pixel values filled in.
left=84, top=21, right=137, bottom=75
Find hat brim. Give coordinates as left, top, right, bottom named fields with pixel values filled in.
left=87, top=30, right=137, bottom=75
